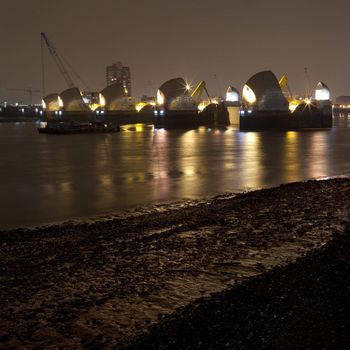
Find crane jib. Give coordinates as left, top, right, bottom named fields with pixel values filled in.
left=41, top=32, right=76, bottom=89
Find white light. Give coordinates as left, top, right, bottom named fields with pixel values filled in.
left=160, top=110, right=164, bottom=115
left=240, top=110, right=245, bottom=116
left=248, top=109, right=252, bottom=114
left=58, top=96, right=63, bottom=108
left=315, top=82, right=330, bottom=101
left=242, top=85, right=256, bottom=104
left=157, top=90, right=165, bottom=105
left=101, top=110, right=104, bottom=114
left=315, top=89, right=330, bottom=101
left=226, top=91, right=239, bottom=102
left=154, top=110, right=159, bottom=116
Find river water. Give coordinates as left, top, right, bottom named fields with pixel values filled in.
left=0, top=116, right=349, bottom=229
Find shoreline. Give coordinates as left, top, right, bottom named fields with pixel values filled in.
left=1, top=178, right=350, bottom=348
left=1, top=173, right=349, bottom=233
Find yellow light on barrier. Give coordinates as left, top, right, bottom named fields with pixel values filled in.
left=99, top=93, right=106, bottom=107
left=136, top=102, right=147, bottom=112
left=89, top=103, right=100, bottom=111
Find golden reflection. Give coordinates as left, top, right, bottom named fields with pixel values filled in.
left=238, top=132, right=263, bottom=189
left=245, top=131, right=258, bottom=144
left=135, top=123, right=145, bottom=132
left=121, top=123, right=146, bottom=132
left=178, top=130, right=202, bottom=197
left=284, top=131, right=300, bottom=182
left=184, top=166, right=196, bottom=176
left=198, top=126, right=208, bottom=134
left=99, top=175, right=113, bottom=186
left=308, top=132, right=329, bottom=178
left=286, top=131, right=297, bottom=140
left=149, top=129, right=171, bottom=200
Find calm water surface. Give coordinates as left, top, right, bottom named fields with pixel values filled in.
left=0, top=116, right=349, bottom=229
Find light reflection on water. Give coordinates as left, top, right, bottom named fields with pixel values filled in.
left=0, top=120, right=349, bottom=229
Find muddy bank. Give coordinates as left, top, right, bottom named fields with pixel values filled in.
left=125, top=224, right=350, bottom=349
left=0, top=178, right=350, bottom=349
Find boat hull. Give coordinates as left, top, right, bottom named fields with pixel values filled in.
left=38, top=122, right=120, bottom=134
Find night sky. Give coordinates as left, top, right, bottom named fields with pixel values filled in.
left=1, top=0, right=349, bottom=103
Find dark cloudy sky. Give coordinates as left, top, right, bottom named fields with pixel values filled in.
left=0, top=0, right=349, bottom=103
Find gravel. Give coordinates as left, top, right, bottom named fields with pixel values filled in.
left=0, top=178, right=349, bottom=349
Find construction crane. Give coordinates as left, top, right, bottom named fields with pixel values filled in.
left=304, top=67, right=312, bottom=99
left=40, top=32, right=75, bottom=90
left=7, top=88, right=41, bottom=105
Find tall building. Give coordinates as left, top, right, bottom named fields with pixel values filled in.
left=106, top=62, right=131, bottom=96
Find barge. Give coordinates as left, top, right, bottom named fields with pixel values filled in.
left=38, top=121, right=120, bottom=134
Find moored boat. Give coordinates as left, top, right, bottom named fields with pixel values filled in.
left=37, top=121, right=120, bottom=134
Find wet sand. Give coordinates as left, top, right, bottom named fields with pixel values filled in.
left=0, top=178, right=349, bottom=349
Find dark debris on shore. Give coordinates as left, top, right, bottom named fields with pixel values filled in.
left=124, top=225, right=350, bottom=350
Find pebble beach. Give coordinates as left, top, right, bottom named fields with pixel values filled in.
left=1, top=178, right=350, bottom=349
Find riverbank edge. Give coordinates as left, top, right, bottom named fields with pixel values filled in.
left=1, top=174, right=349, bottom=235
